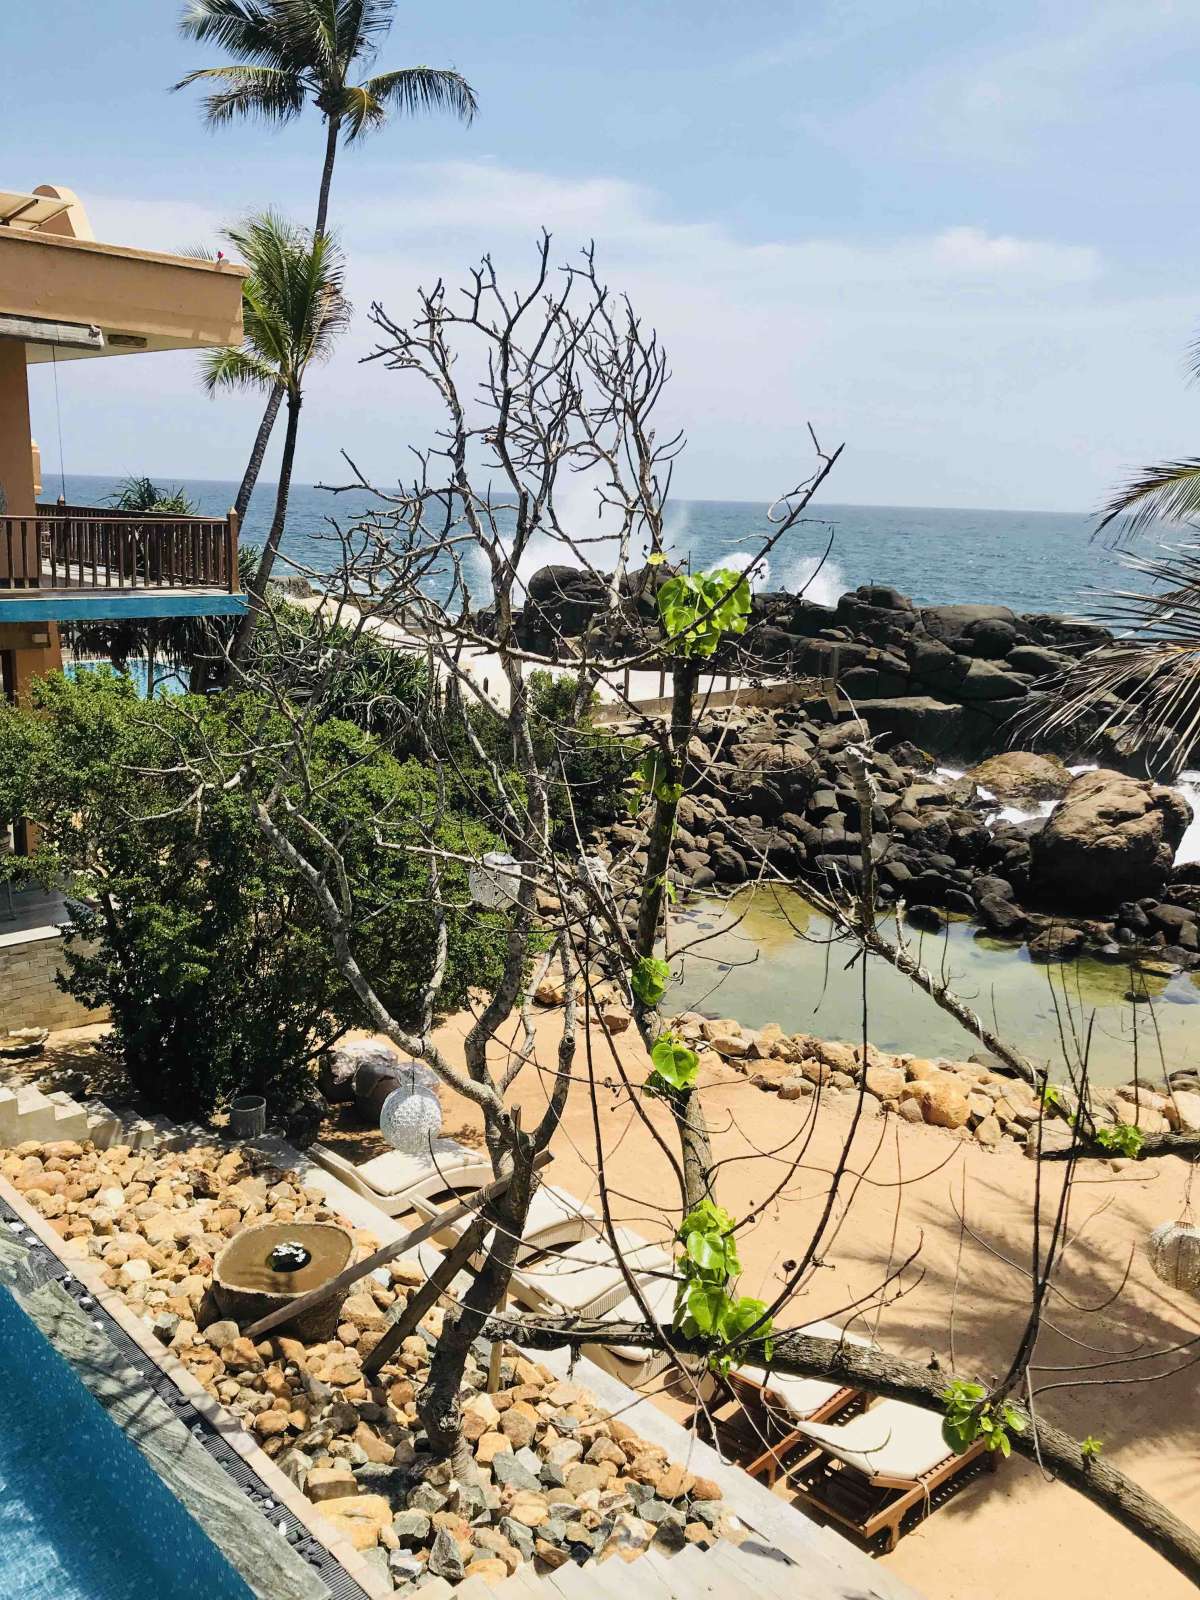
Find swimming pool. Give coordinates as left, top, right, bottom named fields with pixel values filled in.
left=0, top=1285, right=255, bottom=1600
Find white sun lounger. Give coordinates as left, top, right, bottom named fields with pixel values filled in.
left=410, top=1180, right=601, bottom=1254
left=717, top=1318, right=875, bottom=1483
left=509, top=1227, right=673, bottom=1318
left=412, top=1181, right=672, bottom=1318
left=582, top=1272, right=679, bottom=1388
left=789, top=1396, right=996, bottom=1549
left=308, top=1139, right=492, bottom=1217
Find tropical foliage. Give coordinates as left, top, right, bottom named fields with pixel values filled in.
left=176, top=0, right=477, bottom=235
left=209, top=212, right=349, bottom=664
left=671, top=1199, right=773, bottom=1375
left=0, top=671, right=504, bottom=1119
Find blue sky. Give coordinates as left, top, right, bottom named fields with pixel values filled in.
left=8, top=0, right=1200, bottom=510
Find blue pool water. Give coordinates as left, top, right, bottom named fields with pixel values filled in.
left=0, top=1287, right=255, bottom=1600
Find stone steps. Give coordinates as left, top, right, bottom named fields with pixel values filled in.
left=0, top=1083, right=90, bottom=1143
left=0, top=1080, right=208, bottom=1154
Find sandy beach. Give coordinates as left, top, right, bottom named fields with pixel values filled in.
left=414, top=1004, right=1200, bottom=1600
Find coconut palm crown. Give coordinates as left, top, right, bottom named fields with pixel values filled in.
left=202, top=210, right=350, bottom=406
left=175, top=0, right=477, bottom=234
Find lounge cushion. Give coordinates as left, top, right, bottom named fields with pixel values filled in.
left=750, top=1318, right=875, bottom=1418
left=796, top=1398, right=953, bottom=1481
left=355, top=1141, right=487, bottom=1197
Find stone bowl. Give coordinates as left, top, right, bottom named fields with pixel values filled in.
left=212, top=1220, right=354, bottom=1343
left=0, top=1027, right=49, bottom=1059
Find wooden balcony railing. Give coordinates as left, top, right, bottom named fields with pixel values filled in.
left=0, top=503, right=240, bottom=595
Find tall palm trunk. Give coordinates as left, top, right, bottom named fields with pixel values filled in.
left=231, top=114, right=339, bottom=550
left=314, top=115, right=342, bottom=239
left=234, top=383, right=285, bottom=524
left=229, top=389, right=302, bottom=669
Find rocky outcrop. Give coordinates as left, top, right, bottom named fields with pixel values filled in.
left=965, top=752, right=1073, bottom=803
left=503, top=569, right=1182, bottom=768
left=1029, top=770, right=1192, bottom=912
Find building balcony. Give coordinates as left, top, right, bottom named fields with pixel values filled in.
left=0, top=503, right=245, bottom=622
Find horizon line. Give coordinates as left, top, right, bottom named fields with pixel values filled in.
left=59, top=469, right=1094, bottom=523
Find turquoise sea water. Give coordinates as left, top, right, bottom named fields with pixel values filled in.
left=59, top=474, right=1141, bottom=617
left=0, top=1287, right=254, bottom=1600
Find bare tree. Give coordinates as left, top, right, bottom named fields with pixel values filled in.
left=175, top=238, right=1200, bottom=1580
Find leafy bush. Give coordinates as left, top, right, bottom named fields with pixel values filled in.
left=0, top=671, right=503, bottom=1120
left=246, top=600, right=429, bottom=750
left=467, top=669, right=635, bottom=836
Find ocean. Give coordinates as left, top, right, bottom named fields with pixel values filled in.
left=58, top=473, right=1147, bottom=618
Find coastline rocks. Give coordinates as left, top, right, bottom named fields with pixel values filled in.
left=1030, top=770, right=1192, bottom=911
left=966, top=752, right=1072, bottom=803
left=671, top=1014, right=1040, bottom=1147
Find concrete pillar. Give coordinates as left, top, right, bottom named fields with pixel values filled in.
left=0, top=340, right=36, bottom=518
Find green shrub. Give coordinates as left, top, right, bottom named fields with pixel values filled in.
left=0, top=671, right=503, bottom=1120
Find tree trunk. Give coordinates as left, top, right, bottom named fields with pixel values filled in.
left=632, top=657, right=714, bottom=1210
left=228, top=389, right=301, bottom=671
left=416, top=1155, right=534, bottom=1475
left=234, top=383, right=285, bottom=526
left=314, top=116, right=341, bottom=240
left=489, top=1314, right=1200, bottom=1586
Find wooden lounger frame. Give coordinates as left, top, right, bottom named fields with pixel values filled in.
left=721, top=1367, right=866, bottom=1486
left=786, top=1429, right=998, bottom=1550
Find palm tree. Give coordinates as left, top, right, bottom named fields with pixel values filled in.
left=176, top=2, right=476, bottom=526
left=175, top=0, right=478, bottom=239
left=205, top=211, right=350, bottom=669
left=1096, top=331, right=1200, bottom=541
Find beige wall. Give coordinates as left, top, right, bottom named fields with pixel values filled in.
left=0, top=929, right=104, bottom=1032
left=0, top=339, right=35, bottom=516
left=0, top=228, right=246, bottom=356
left=0, top=621, right=63, bottom=704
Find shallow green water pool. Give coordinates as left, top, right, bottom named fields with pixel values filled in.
left=668, top=888, right=1200, bottom=1089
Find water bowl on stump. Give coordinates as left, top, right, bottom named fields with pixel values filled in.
left=212, top=1221, right=355, bottom=1342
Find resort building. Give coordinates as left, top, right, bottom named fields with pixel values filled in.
left=0, top=182, right=246, bottom=702
left=0, top=182, right=247, bottom=1019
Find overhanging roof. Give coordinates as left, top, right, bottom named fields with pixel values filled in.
left=0, top=189, right=74, bottom=231
left=0, top=222, right=247, bottom=363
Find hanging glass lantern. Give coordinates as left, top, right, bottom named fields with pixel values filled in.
left=469, top=851, right=522, bottom=909
left=1147, top=1219, right=1200, bottom=1297
left=380, top=1081, right=443, bottom=1160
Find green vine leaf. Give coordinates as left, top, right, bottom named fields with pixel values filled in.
left=630, top=955, right=671, bottom=1007
left=1093, top=1122, right=1144, bottom=1158
left=1080, top=1435, right=1104, bottom=1461
left=648, top=1033, right=699, bottom=1092
left=657, top=569, right=751, bottom=659
left=940, top=1381, right=1023, bottom=1457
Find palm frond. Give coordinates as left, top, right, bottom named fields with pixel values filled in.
left=174, top=64, right=308, bottom=126
left=338, top=0, right=395, bottom=57
left=1018, top=543, right=1200, bottom=771
left=276, top=0, right=341, bottom=75
left=200, top=344, right=279, bottom=394
left=177, top=0, right=290, bottom=64
left=339, top=82, right=386, bottom=139
left=222, top=211, right=350, bottom=388
left=1097, top=458, right=1200, bottom=544
left=349, top=66, right=477, bottom=139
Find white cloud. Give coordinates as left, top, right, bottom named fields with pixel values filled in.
left=27, top=159, right=1197, bottom=512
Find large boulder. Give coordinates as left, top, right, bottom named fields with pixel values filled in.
left=919, top=603, right=1018, bottom=642
left=849, top=696, right=965, bottom=752
left=966, top=752, right=1072, bottom=803
left=1029, top=769, right=1192, bottom=910
left=523, top=565, right=609, bottom=637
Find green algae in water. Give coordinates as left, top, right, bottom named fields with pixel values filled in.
left=668, top=887, right=1199, bottom=1089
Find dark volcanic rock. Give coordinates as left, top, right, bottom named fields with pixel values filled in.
left=919, top=603, right=1018, bottom=642
left=1029, top=770, right=1192, bottom=911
